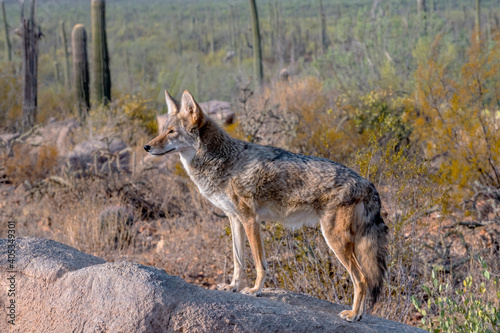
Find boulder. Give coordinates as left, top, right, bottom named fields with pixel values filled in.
left=0, top=119, right=79, bottom=158
left=27, top=118, right=80, bottom=157
left=0, top=237, right=425, bottom=333
left=199, top=100, right=234, bottom=125
left=66, top=137, right=130, bottom=173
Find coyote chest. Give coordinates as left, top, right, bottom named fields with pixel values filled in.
left=180, top=154, right=237, bottom=214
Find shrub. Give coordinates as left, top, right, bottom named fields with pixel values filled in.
left=1, top=144, right=58, bottom=186
left=118, top=94, right=159, bottom=135
left=235, top=77, right=328, bottom=151
left=412, top=258, right=500, bottom=332
left=412, top=33, right=500, bottom=193
left=348, top=90, right=413, bottom=145
left=89, top=93, right=158, bottom=146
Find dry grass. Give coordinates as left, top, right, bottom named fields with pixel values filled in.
left=1, top=143, right=58, bottom=186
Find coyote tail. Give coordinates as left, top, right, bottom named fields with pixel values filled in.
left=356, top=209, right=389, bottom=307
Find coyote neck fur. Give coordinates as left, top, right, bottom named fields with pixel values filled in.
left=179, top=117, right=239, bottom=192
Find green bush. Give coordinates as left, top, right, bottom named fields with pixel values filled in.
left=412, top=258, right=500, bottom=333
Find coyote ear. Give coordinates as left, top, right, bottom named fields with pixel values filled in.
left=181, top=90, right=205, bottom=127
left=165, top=90, right=179, bottom=115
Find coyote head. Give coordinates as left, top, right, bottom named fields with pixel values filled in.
left=144, top=90, right=205, bottom=156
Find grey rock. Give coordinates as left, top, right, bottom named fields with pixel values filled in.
left=223, top=51, right=237, bottom=62
left=0, top=237, right=426, bottom=333
left=0, top=119, right=79, bottom=157
left=66, top=137, right=130, bottom=173
left=199, top=100, right=234, bottom=125
left=29, top=119, right=80, bottom=157
left=279, top=68, right=290, bottom=81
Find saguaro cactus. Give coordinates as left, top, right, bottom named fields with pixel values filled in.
left=20, top=0, right=42, bottom=130
left=318, top=0, right=328, bottom=51
left=208, top=9, right=215, bottom=54
left=417, top=0, right=427, bottom=16
left=72, top=24, right=90, bottom=121
left=2, top=0, right=12, bottom=61
left=228, top=4, right=236, bottom=51
left=248, top=0, right=263, bottom=87
left=475, top=0, right=481, bottom=40
left=417, top=0, right=428, bottom=35
left=60, top=20, right=71, bottom=88
left=91, top=0, right=111, bottom=105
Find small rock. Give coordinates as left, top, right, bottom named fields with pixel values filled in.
left=279, top=67, right=290, bottom=81
left=223, top=50, right=236, bottom=62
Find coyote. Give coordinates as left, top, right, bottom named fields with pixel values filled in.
left=145, top=90, right=388, bottom=321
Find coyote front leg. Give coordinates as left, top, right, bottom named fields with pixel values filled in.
left=217, top=215, right=246, bottom=292
left=240, top=217, right=268, bottom=296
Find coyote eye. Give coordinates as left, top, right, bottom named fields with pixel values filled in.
left=168, top=129, right=174, bottom=134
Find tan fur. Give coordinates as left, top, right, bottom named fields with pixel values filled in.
left=144, top=90, right=389, bottom=322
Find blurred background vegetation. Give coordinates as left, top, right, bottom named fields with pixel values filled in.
left=1, top=0, right=499, bottom=330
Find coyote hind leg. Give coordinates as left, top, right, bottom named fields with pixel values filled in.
left=321, top=206, right=368, bottom=322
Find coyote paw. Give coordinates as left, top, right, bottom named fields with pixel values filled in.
left=339, top=310, right=362, bottom=322
left=216, top=283, right=238, bottom=292
left=240, top=287, right=262, bottom=297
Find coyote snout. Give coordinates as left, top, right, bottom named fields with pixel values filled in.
left=145, top=90, right=389, bottom=322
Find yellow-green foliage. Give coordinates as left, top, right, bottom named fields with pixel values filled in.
left=348, top=90, right=413, bottom=143
left=118, top=93, right=158, bottom=135
left=413, top=33, right=500, bottom=192
left=412, top=258, right=500, bottom=333
left=90, top=93, right=158, bottom=146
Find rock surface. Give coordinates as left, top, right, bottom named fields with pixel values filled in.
left=67, top=137, right=130, bottom=173
left=0, top=237, right=426, bottom=333
left=0, top=119, right=79, bottom=157
left=28, top=118, right=80, bottom=157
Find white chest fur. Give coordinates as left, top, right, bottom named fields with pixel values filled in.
left=179, top=152, right=236, bottom=214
